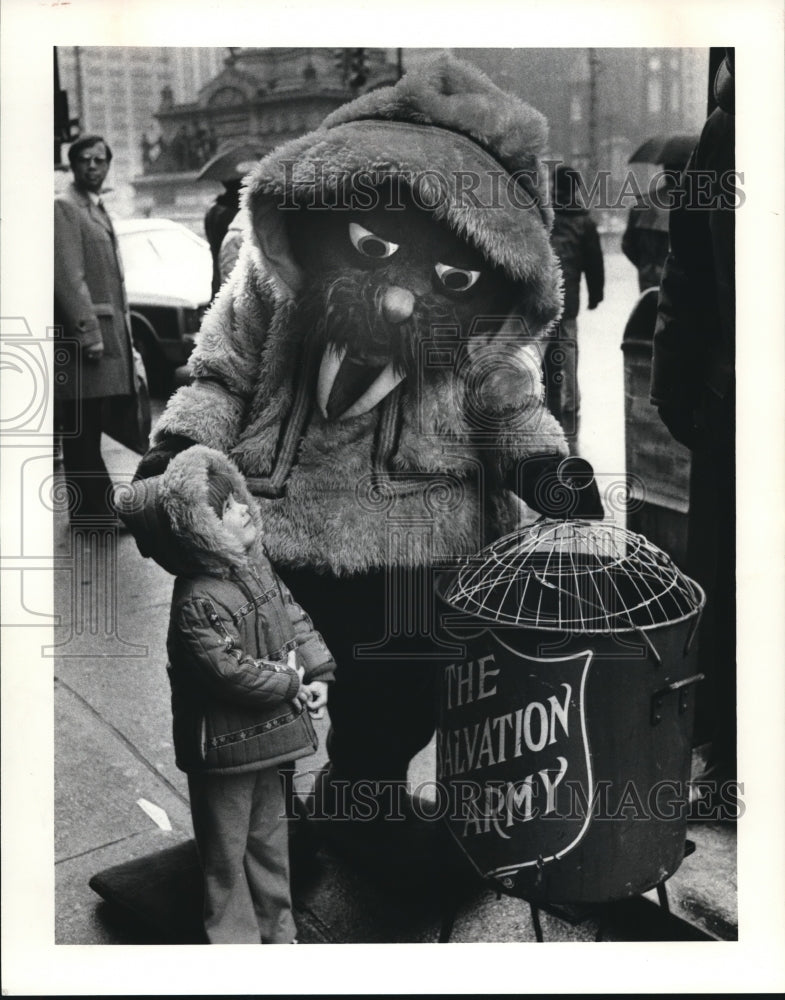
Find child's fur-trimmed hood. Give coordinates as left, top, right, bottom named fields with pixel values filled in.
left=115, top=446, right=265, bottom=579
left=240, top=52, right=562, bottom=333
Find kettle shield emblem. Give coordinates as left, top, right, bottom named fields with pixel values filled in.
left=436, top=641, right=594, bottom=882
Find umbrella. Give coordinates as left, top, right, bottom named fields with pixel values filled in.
left=628, top=134, right=700, bottom=169
left=197, top=141, right=268, bottom=182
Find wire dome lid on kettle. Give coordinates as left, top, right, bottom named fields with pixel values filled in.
left=442, top=519, right=705, bottom=634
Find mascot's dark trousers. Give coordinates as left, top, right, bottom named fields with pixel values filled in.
left=278, top=566, right=442, bottom=786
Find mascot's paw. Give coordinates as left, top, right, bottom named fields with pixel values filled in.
left=133, top=434, right=198, bottom=481
left=517, top=455, right=605, bottom=520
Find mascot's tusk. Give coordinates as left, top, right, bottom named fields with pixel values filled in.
left=317, top=344, right=347, bottom=419
left=339, top=364, right=405, bottom=420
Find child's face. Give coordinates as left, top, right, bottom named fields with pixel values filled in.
left=220, top=493, right=258, bottom=550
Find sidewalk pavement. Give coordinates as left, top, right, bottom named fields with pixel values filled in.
left=54, top=251, right=737, bottom=945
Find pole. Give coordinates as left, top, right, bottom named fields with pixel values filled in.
left=587, top=48, right=599, bottom=183
left=74, top=46, right=85, bottom=133
left=54, top=48, right=63, bottom=167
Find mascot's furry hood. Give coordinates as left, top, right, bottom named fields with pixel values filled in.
left=115, top=446, right=266, bottom=579
left=242, top=52, right=562, bottom=333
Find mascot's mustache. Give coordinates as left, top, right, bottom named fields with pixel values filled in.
left=293, top=273, right=460, bottom=421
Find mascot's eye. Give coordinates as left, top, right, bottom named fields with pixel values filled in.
left=434, top=263, right=481, bottom=291
left=348, top=222, right=399, bottom=259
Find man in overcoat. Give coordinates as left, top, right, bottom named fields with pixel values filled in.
left=651, top=50, right=736, bottom=813
left=54, top=134, right=134, bottom=523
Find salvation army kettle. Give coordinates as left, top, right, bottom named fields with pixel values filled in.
left=436, top=508, right=706, bottom=904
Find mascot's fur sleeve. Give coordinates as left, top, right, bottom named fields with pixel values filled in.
left=149, top=53, right=570, bottom=578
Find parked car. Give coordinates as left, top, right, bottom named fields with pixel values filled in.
left=115, top=218, right=212, bottom=395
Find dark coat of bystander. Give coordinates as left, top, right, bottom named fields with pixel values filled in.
left=54, top=182, right=134, bottom=401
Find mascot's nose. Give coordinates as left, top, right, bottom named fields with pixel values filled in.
left=381, top=286, right=415, bottom=324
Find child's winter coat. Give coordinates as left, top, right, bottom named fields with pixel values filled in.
left=116, top=445, right=336, bottom=774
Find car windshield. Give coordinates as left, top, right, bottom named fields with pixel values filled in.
left=119, top=228, right=208, bottom=272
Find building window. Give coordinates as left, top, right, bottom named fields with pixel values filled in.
left=570, top=94, right=582, bottom=122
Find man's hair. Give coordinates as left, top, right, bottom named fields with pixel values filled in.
left=68, top=134, right=113, bottom=169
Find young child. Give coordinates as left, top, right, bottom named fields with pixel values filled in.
left=116, top=445, right=335, bottom=944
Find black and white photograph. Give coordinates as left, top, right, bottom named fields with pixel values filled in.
left=2, top=0, right=784, bottom=995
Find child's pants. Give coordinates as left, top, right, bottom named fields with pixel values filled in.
left=187, top=767, right=296, bottom=944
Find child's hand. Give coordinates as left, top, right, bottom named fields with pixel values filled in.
left=291, top=664, right=309, bottom=709
left=302, top=681, right=328, bottom=719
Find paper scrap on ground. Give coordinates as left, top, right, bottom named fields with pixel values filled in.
left=137, top=798, right=172, bottom=831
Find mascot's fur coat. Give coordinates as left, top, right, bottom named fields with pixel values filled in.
left=153, top=53, right=568, bottom=577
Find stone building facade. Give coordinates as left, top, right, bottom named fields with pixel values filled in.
left=132, top=48, right=399, bottom=230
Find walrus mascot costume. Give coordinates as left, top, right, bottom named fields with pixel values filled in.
left=135, top=53, right=602, bottom=858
